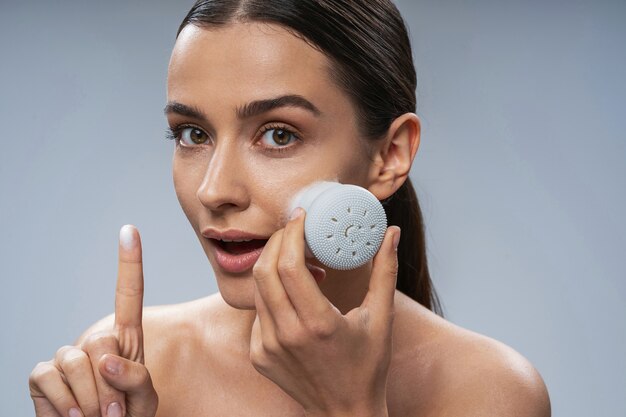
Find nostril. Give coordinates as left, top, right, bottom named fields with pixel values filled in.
left=196, top=176, right=250, bottom=212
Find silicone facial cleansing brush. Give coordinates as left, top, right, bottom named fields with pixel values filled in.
left=289, top=181, right=388, bottom=270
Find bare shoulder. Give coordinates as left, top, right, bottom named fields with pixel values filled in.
left=390, top=291, right=551, bottom=417
left=72, top=293, right=222, bottom=372
left=73, top=295, right=214, bottom=346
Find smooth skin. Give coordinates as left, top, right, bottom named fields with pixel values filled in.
left=29, top=21, right=551, bottom=417
left=249, top=207, right=400, bottom=416
left=29, top=225, right=158, bottom=417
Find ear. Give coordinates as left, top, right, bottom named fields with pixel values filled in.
left=366, top=112, right=421, bottom=200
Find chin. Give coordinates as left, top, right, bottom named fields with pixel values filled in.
left=214, top=272, right=257, bottom=310
left=200, top=239, right=258, bottom=310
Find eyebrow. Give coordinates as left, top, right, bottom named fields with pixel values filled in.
left=163, top=94, right=322, bottom=121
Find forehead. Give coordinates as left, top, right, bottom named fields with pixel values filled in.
left=167, top=22, right=338, bottom=105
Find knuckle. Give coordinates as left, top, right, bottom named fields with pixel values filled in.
left=252, top=262, right=271, bottom=279
left=116, top=283, right=143, bottom=297
left=29, top=361, right=54, bottom=386
left=135, top=365, right=153, bottom=388
left=116, top=327, right=144, bottom=361
left=55, top=345, right=73, bottom=358
left=390, top=265, right=398, bottom=278
left=264, top=334, right=283, bottom=354
left=305, top=319, right=336, bottom=340
left=277, top=258, right=299, bottom=277
left=81, top=331, right=116, bottom=352
left=58, top=348, right=89, bottom=373
left=276, top=325, right=303, bottom=348
left=249, top=342, right=271, bottom=372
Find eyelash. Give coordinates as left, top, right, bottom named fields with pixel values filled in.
left=164, top=123, right=301, bottom=155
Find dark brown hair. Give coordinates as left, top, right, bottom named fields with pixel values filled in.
left=176, top=0, right=444, bottom=316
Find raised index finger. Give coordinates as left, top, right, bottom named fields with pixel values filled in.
left=116, top=224, right=144, bottom=331
left=279, top=208, right=332, bottom=321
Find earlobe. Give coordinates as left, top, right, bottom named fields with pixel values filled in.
left=366, top=112, right=421, bottom=201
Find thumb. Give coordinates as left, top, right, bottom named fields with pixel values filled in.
left=99, top=354, right=159, bottom=417
left=362, top=226, right=400, bottom=323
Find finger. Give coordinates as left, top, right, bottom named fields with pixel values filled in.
left=29, top=361, right=81, bottom=417
left=250, top=282, right=281, bottom=374
left=116, top=224, right=145, bottom=363
left=99, top=354, right=159, bottom=417
left=54, top=346, right=100, bottom=417
left=31, top=397, right=64, bottom=417
left=252, top=229, right=296, bottom=321
left=362, top=225, right=401, bottom=326
left=305, top=262, right=326, bottom=284
left=280, top=207, right=333, bottom=321
left=81, top=332, right=126, bottom=417
left=253, top=277, right=277, bottom=339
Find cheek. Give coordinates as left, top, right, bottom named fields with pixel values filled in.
left=247, top=162, right=321, bottom=221
left=172, top=157, right=202, bottom=220
left=334, top=138, right=373, bottom=183
left=246, top=151, right=368, bottom=221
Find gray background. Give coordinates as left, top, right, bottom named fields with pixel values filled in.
left=1, top=0, right=624, bottom=415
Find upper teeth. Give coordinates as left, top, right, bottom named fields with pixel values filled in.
left=221, top=238, right=254, bottom=242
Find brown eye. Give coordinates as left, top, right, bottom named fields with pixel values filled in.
left=260, top=127, right=298, bottom=149
left=272, top=129, right=290, bottom=145
left=190, top=128, right=205, bottom=143
left=180, top=127, right=208, bottom=145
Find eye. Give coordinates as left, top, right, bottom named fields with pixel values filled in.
left=180, top=127, right=208, bottom=145
left=259, top=126, right=299, bottom=150
left=170, top=126, right=209, bottom=147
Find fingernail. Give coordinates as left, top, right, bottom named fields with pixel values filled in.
left=119, top=225, right=136, bottom=250
left=289, top=206, right=303, bottom=220
left=104, top=355, right=121, bottom=375
left=69, top=408, right=83, bottom=417
left=107, top=402, right=122, bottom=417
left=392, top=227, right=401, bottom=250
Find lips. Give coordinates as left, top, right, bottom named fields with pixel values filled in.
left=216, top=238, right=268, bottom=254
left=204, top=233, right=325, bottom=282
left=201, top=227, right=272, bottom=273
left=207, top=237, right=268, bottom=274
left=201, top=227, right=270, bottom=242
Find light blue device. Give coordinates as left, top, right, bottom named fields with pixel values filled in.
left=290, top=181, right=388, bottom=270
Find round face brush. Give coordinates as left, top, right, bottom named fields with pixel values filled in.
left=289, top=181, right=388, bottom=270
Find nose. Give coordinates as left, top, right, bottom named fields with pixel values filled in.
left=196, top=139, right=250, bottom=212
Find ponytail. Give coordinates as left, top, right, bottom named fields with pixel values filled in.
left=383, top=178, right=444, bottom=316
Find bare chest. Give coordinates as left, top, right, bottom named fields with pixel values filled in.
left=151, top=352, right=431, bottom=417
left=151, top=349, right=307, bottom=417
left=146, top=294, right=443, bottom=417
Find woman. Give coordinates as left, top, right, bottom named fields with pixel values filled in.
left=29, top=1, right=551, bottom=416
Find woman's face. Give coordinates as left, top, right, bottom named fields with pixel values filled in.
left=166, top=22, right=377, bottom=309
